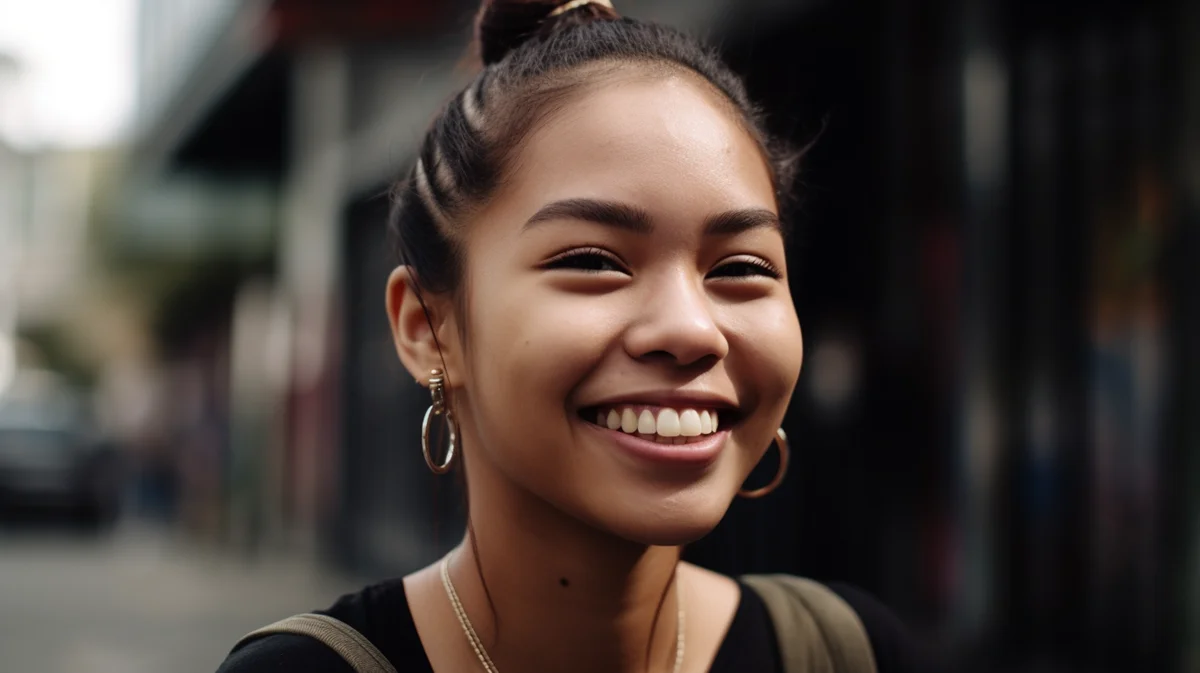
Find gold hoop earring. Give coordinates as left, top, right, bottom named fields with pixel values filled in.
left=738, top=428, right=789, bottom=499
left=421, top=368, right=458, bottom=474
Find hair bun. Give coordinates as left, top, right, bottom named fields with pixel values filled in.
left=474, top=0, right=620, bottom=66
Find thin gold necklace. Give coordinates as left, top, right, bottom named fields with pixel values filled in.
left=439, top=556, right=685, bottom=673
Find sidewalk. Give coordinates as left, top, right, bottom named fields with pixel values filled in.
left=0, top=520, right=370, bottom=673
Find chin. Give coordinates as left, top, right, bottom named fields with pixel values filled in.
left=592, top=493, right=732, bottom=547
left=624, top=523, right=719, bottom=548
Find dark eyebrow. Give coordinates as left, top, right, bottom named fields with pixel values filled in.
left=524, top=198, right=653, bottom=233
left=523, top=197, right=783, bottom=237
left=702, top=208, right=784, bottom=237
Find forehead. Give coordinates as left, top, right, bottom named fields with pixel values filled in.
left=496, top=72, right=777, bottom=219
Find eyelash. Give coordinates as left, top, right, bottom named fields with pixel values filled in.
left=709, top=256, right=782, bottom=280
left=543, top=248, right=781, bottom=280
left=542, top=247, right=627, bottom=273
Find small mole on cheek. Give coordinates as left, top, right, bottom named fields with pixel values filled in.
left=559, top=577, right=570, bottom=588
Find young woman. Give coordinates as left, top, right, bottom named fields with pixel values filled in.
left=219, top=1, right=935, bottom=671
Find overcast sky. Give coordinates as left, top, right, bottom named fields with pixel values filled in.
left=0, top=0, right=135, bottom=149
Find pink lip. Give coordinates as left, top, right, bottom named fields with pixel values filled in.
left=583, top=422, right=728, bottom=467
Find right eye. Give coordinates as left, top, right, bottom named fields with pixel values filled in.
left=542, top=247, right=628, bottom=274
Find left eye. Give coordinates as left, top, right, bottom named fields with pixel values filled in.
left=542, top=247, right=628, bottom=274
left=709, top=258, right=781, bottom=279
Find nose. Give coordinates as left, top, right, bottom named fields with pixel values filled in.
left=624, top=269, right=729, bottom=367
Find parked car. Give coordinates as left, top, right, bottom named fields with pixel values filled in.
left=0, top=404, right=123, bottom=529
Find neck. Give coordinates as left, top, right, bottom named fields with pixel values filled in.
left=445, top=454, right=683, bottom=673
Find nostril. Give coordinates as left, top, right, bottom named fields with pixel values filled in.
left=636, top=350, right=721, bottom=371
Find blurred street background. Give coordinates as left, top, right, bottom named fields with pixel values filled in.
left=0, top=0, right=1196, bottom=672
left=0, top=521, right=362, bottom=673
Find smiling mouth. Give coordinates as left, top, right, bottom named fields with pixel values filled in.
left=579, top=405, right=738, bottom=445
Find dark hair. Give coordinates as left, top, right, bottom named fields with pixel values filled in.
left=389, top=0, right=801, bottom=298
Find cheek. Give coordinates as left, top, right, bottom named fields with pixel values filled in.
left=463, top=278, right=623, bottom=423
left=459, top=278, right=631, bottom=502
left=727, top=300, right=804, bottom=407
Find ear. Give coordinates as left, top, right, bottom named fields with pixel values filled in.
left=385, top=266, right=462, bottom=387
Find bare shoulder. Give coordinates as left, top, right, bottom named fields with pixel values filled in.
left=676, top=562, right=740, bottom=625
left=401, top=560, right=451, bottom=655
left=677, top=562, right=741, bottom=666
left=401, top=562, right=442, bottom=609
left=677, top=561, right=739, bottom=598
left=402, top=561, right=479, bottom=672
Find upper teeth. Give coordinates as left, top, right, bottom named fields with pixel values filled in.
left=595, top=407, right=720, bottom=437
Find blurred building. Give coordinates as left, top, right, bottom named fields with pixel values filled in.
left=0, top=126, right=112, bottom=392
left=0, top=135, right=25, bottom=396
left=105, top=0, right=1200, bottom=671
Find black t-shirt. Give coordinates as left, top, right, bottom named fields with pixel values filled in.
left=217, top=577, right=934, bottom=672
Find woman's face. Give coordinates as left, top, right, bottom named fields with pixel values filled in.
left=436, top=73, right=802, bottom=545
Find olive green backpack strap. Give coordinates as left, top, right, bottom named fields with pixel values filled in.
left=235, top=613, right=398, bottom=673
left=742, top=574, right=878, bottom=673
